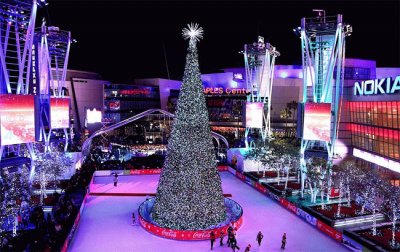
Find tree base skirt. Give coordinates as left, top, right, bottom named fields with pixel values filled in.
left=138, top=197, right=243, bottom=240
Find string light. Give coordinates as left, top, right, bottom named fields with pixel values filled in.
left=152, top=24, right=226, bottom=230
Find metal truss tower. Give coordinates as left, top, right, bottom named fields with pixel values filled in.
left=297, top=10, right=352, bottom=199
left=242, top=36, right=280, bottom=144
left=0, top=1, right=38, bottom=167
left=0, top=0, right=37, bottom=94
left=34, top=22, right=72, bottom=152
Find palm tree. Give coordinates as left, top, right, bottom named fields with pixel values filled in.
left=280, top=108, right=291, bottom=137
left=286, top=101, right=298, bottom=137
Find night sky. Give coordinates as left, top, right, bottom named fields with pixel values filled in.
left=40, top=0, right=400, bottom=83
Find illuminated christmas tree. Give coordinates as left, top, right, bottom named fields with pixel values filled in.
left=152, top=24, right=226, bottom=230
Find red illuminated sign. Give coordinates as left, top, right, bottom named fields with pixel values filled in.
left=316, top=220, right=343, bottom=242
left=203, top=87, right=247, bottom=95
left=120, top=89, right=150, bottom=95
left=139, top=213, right=243, bottom=241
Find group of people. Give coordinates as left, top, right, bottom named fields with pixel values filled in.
left=210, top=228, right=287, bottom=251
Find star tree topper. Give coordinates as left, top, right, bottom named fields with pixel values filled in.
left=182, top=23, right=204, bottom=47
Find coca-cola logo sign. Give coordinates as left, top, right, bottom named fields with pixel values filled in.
left=161, top=230, right=178, bottom=238
left=255, top=183, right=267, bottom=194
left=192, top=232, right=210, bottom=239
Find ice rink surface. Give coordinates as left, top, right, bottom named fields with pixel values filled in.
left=68, top=172, right=348, bottom=252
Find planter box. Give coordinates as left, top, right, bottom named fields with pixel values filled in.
left=343, top=222, right=399, bottom=252
left=303, top=203, right=386, bottom=228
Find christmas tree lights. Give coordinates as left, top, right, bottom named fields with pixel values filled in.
left=151, top=24, right=226, bottom=230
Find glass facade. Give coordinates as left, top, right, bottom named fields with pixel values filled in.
left=349, top=101, right=400, bottom=160
left=104, top=84, right=160, bottom=122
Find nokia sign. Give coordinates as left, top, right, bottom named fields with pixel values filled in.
left=354, top=76, right=400, bottom=96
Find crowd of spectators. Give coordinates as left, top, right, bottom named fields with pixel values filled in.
left=1, top=163, right=95, bottom=251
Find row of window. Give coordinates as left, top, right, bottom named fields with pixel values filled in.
left=349, top=101, right=400, bottom=129
left=351, top=124, right=400, bottom=160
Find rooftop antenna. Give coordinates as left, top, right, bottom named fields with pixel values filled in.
left=162, top=41, right=171, bottom=79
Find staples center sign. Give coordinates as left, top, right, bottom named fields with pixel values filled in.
left=354, top=76, right=400, bottom=96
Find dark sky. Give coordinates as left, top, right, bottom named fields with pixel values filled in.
left=40, top=0, right=400, bottom=83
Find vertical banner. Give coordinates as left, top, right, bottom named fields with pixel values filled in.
left=303, top=102, right=331, bottom=142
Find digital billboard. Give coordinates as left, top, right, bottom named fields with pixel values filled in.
left=0, top=95, right=35, bottom=145
left=50, top=97, right=70, bottom=129
left=303, top=102, right=331, bottom=142
left=108, top=100, right=120, bottom=110
left=86, top=108, right=102, bottom=124
left=245, top=102, right=264, bottom=128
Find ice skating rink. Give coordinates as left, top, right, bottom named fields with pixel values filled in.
left=68, top=172, right=348, bottom=252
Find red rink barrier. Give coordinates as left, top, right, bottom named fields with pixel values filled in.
left=280, top=198, right=298, bottom=214
left=139, top=214, right=243, bottom=241
left=235, top=171, right=246, bottom=181
left=129, top=166, right=229, bottom=175
left=130, top=169, right=162, bottom=175
left=254, top=182, right=268, bottom=194
left=317, top=220, right=343, bottom=242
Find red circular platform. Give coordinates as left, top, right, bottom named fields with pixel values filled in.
left=139, top=214, right=243, bottom=240
left=138, top=198, right=243, bottom=240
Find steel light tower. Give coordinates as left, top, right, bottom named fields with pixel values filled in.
left=0, top=1, right=38, bottom=163
left=242, top=36, right=280, bottom=144
left=34, top=22, right=72, bottom=152
left=0, top=0, right=38, bottom=94
left=297, top=10, right=352, bottom=199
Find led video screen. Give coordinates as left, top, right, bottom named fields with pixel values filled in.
left=86, top=108, right=102, bottom=124
left=108, top=100, right=120, bottom=111
left=303, top=102, right=331, bottom=142
left=0, top=95, right=35, bottom=145
left=245, top=102, right=264, bottom=129
left=50, top=98, right=70, bottom=129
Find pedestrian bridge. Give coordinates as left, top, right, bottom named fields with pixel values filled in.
left=81, top=108, right=229, bottom=160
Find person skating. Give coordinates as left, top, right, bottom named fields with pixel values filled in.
left=210, top=231, right=215, bottom=250
left=132, top=211, right=136, bottom=225
left=256, top=231, right=263, bottom=246
left=220, top=230, right=224, bottom=246
left=231, top=237, right=240, bottom=252
left=113, top=173, right=118, bottom=187
left=281, top=233, right=287, bottom=250
left=227, top=224, right=233, bottom=247
left=244, top=244, right=251, bottom=252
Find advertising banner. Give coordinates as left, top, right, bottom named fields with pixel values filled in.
left=342, top=234, right=363, bottom=252
left=129, top=169, right=162, bottom=175
left=254, top=182, right=268, bottom=194
left=0, top=95, right=35, bottom=145
left=139, top=214, right=243, bottom=241
left=245, top=102, right=264, bottom=128
left=50, top=97, right=70, bottom=129
left=316, top=220, right=343, bottom=242
left=235, top=171, right=246, bottom=181
left=245, top=176, right=254, bottom=186
left=280, top=198, right=298, bottom=214
left=296, top=208, right=317, bottom=226
left=269, top=191, right=281, bottom=202
left=303, top=103, right=331, bottom=142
